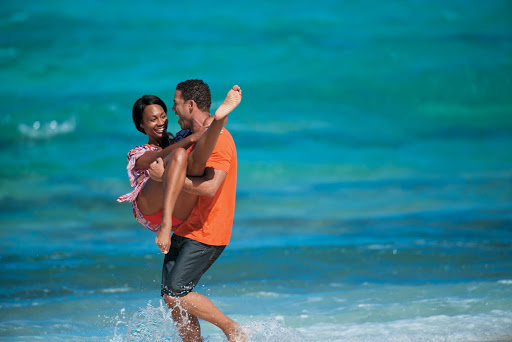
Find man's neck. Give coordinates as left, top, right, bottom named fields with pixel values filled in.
left=191, top=111, right=210, bottom=132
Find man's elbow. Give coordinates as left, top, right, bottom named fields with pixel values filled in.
left=203, top=184, right=222, bottom=197
left=204, top=188, right=217, bottom=197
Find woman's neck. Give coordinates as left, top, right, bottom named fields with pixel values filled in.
left=149, top=135, right=169, bottom=148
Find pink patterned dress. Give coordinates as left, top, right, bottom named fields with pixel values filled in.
left=117, top=130, right=192, bottom=231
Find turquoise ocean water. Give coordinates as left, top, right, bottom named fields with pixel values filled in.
left=1, top=1, right=512, bottom=341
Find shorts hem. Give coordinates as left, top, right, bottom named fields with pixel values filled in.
left=161, top=289, right=191, bottom=298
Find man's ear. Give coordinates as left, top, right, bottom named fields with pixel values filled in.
left=188, top=99, right=195, bottom=112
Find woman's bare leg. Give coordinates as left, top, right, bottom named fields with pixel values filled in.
left=137, top=153, right=197, bottom=222
left=134, top=148, right=188, bottom=254
left=187, top=85, right=242, bottom=176
left=155, top=148, right=189, bottom=253
left=136, top=177, right=164, bottom=216
left=137, top=149, right=195, bottom=253
left=173, top=191, right=198, bottom=221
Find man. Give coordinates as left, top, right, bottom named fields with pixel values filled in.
left=151, top=79, right=244, bottom=342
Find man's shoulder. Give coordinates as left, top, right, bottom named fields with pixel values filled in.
left=216, top=129, right=236, bottom=156
left=218, top=128, right=235, bottom=146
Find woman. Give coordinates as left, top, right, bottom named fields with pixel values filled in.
left=117, top=85, right=242, bottom=253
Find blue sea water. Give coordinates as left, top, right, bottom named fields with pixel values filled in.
left=1, top=0, right=512, bottom=341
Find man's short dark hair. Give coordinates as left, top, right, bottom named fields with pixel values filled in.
left=176, top=79, right=211, bottom=112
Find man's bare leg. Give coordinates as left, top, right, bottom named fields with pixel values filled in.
left=164, top=292, right=246, bottom=342
left=169, top=304, right=202, bottom=342
left=187, top=85, right=242, bottom=176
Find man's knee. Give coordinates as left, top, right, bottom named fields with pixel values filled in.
left=163, top=292, right=190, bottom=308
left=163, top=293, right=178, bottom=306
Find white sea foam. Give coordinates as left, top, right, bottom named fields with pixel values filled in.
left=18, top=116, right=77, bottom=139
left=367, top=244, right=392, bottom=250
left=246, top=291, right=284, bottom=298
left=101, top=287, right=132, bottom=293
left=303, top=310, right=512, bottom=341
left=307, top=297, right=324, bottom=303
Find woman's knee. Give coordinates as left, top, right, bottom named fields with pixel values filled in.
left=164, top=148, right=188, bottom=167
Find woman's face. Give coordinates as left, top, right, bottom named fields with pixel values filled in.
left=141, top=104, right=168, bottom=144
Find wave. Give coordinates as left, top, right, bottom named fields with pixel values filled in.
left=18, top=115, right=77, bottom=139
left=107, top=301, right=512, bottom=342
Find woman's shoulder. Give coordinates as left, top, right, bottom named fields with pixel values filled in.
left=129, top=144, right=152, bottom=153
left=127, top=144, right=155, bottom=159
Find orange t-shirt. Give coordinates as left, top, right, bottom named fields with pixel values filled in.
left=173, top=128, right=237, bottom=246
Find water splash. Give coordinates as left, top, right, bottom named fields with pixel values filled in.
left=18, top=115, right=77, bottom=139
left=109, top=301, right=311, bottom=342
left=110, top=301, right=180, bottom=342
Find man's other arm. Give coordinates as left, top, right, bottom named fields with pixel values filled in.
left=182, top=167, right=227, bottom=197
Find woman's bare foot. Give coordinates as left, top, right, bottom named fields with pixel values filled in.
left=214, top=85, right=242, bottom=120
left=155, top=226, right=171, bottom=254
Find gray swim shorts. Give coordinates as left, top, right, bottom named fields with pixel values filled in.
left=161, top=233, right=226, bottom=298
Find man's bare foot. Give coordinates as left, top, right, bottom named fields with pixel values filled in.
left=214, top=85, right=242, bottom=120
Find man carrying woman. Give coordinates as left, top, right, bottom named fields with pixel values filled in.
left=118, top=80, right=246, bottom=341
